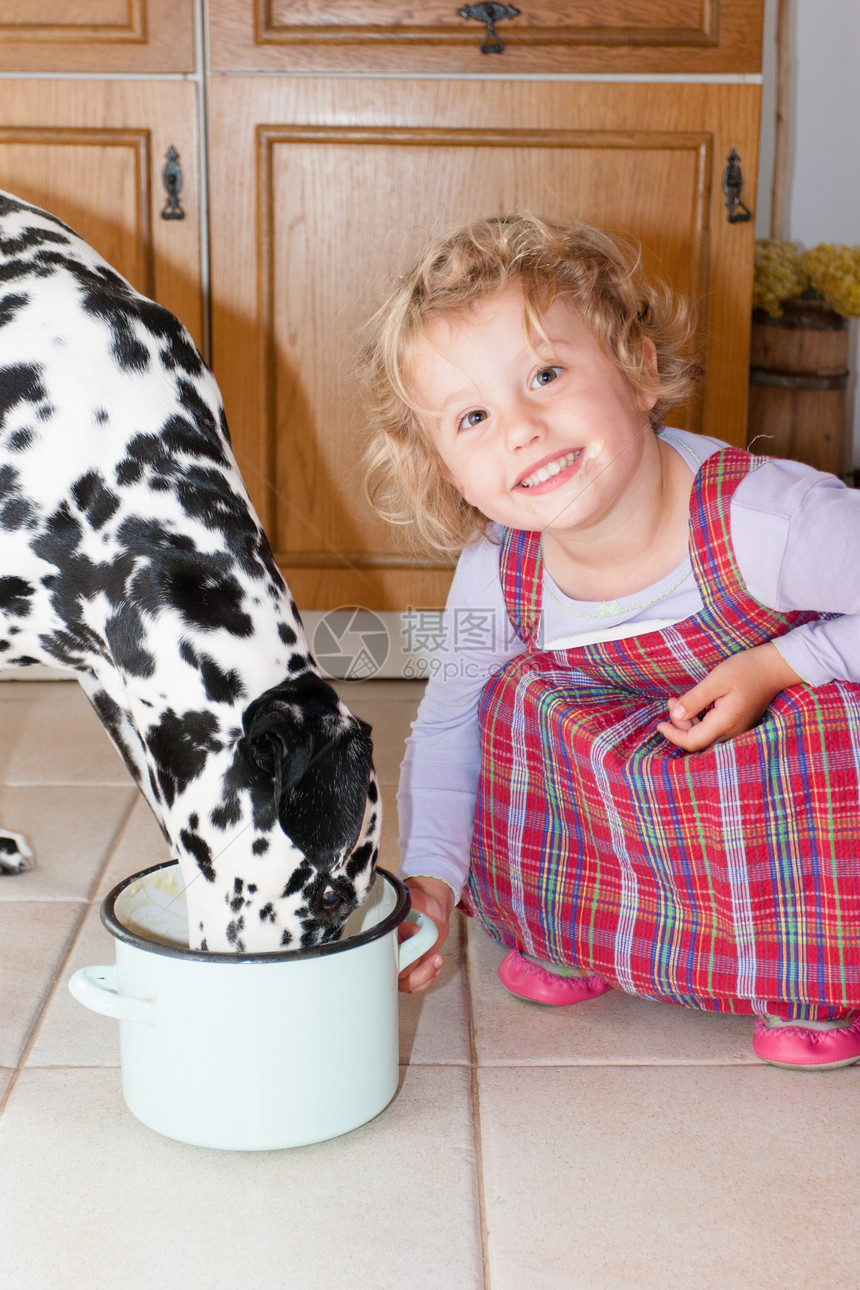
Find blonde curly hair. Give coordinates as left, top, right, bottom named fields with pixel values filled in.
left=361, top=213, right=699, bottom=559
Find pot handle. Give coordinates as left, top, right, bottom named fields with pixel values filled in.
left=397, top=910, right=438, bottom=973
left=68, top=965, right=157, bottom=1026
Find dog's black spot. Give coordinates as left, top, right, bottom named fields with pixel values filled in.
left=104, top=607, right=156, bottom=678
left=179, top=639, right=199, bottom=668
left=0, top=292, right=28, bottom=328
left=226, top=917, right=245, bottom=949
left=347, top=840, right=374, bottom=879
left=148, top=708, right=221, bottom=807
left=0, top=576, right=34, bottom=616
left=278, top=622, right=297, bottom=647
left=210, top=798, right=241, bottom=830
left=280, top=928, right=293, bottom=947
left=0, top=363, right=46, bottom=428
left=166, top=564, right=252, bottom=637
left=259, top=902, right=276, bottom=923
left=71, top=470, right=120, bottom=529
left=93, top=407, right=109, bottom=425
left=368, top=779, right=378, bottom=804
left=227, top=877, right=245, bottom=913
left=252, top=837, right=269, bottom=856
left=7, top=428, right=34, bottom=453
left=199, top=655, right=245, bottom=704
left=180, top=825, right=216, bottom=883
left=282, top=860, right=313, bottom=899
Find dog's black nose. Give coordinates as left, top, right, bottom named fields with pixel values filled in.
left=321, top=885, right=341, bottom=910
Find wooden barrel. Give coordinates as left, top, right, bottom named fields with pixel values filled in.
left=746, top=299, right=849, bottom=476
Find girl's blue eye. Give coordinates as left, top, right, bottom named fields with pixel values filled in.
left=460, top=409, right=488, bottom=430
left=532, top=366, right=561, bottom=387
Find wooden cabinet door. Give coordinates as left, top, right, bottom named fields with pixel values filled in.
left=209, top=77, right=760, bottom=611
left=210, top=0, right=762, bottom=74
left=0, top=0, right=194, bottom=73
left=0, top=80, right=202, bottom=349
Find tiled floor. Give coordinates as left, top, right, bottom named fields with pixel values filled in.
left=1, top=678, right=858, bottom=1290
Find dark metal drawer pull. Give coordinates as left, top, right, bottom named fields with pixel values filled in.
left=161, top=146, right=185, bottom=221
left=457, top=4, right=520, bottom=54
left=723, top=149, right=752, bottom=224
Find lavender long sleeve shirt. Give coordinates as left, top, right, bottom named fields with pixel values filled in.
left=398, top=429, right=860, bottom=899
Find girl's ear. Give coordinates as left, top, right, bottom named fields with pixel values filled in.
left=637, top=337, right=660, bottom=413
left=642, top=336, right=658, bottom=379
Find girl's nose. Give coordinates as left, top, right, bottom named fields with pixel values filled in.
left=504, top=404, right=546, bottom=451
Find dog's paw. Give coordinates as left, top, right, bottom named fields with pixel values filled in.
left=0, top=832, right=35, bottom=874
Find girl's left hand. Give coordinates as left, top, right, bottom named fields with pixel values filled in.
left=657, top=642, right=803, bottom=753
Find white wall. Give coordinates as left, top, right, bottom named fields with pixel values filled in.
left=757, top=0, right=860, bottom=470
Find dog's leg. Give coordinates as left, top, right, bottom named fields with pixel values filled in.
left=0, top=831, right=34, bottom=874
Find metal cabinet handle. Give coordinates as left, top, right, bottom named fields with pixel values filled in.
left=723, top=149, right=752, bottom=224
left=457, top=4, right=521, bottom=54
left=161, top=146, right=185, bottom=221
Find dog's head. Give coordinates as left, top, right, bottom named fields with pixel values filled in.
left=167, top=672, right=380, bottom=953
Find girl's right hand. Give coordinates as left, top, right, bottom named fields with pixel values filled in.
left=398, top=875, right=455, bottom=993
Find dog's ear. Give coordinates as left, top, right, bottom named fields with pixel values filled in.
left=239, top=673, right=373, bottom=857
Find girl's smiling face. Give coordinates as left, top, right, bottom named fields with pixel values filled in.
left=408, top=285, right=658, bottom=544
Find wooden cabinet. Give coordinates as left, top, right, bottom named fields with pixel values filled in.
left=0, top=0, right=764, bottom=613
left=209, top=76, right=761, bottom=611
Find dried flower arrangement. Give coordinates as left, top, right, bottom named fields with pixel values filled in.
left=753, top=239, right=860, bottom=319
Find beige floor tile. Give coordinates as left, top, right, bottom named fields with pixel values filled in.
left=0, top=786, right=136, bottom=901
left=478, top=1064, right=860, bottom=1290
left=26, top=901, right=121, bottom=1067
left=0, top=687, right=128, bottom=785
left=468, top=921, right=756, bottom=1066
left=0, top=1065, right=483, bottom=1290
left=0, top=902, right=85, bottom=1066
left=400, top=911, right=471, bottom=1065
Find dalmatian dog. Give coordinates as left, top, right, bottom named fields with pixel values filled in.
left=0, top=191, right=380, bottom=952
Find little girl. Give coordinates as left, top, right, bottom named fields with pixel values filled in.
left=362, top=214, right=860, bottom=1070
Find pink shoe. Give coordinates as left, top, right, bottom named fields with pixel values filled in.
left=753, top=1015, right=860, bottom=1070
left=497, top=950, right=611, bottom=1006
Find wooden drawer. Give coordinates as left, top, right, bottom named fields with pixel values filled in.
left=0, top=0, right=195, bottom=73
left=210, top=0, right=763, bottom=75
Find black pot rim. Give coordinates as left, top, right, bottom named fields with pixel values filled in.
left=100, top=862, right=411, bottom=964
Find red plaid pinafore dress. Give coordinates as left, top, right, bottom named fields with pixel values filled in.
left=463, top=447, right=860, bottom=1019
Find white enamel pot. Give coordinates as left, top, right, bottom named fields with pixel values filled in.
left=68, top=862, right=436, bottom=1151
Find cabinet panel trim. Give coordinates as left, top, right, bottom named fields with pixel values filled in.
left=0, top=2, right=145, bottom=43
left=0, top=126, right=153, bottom=296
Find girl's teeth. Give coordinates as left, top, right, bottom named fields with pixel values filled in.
left=520, top=450, right=581, bottom=488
